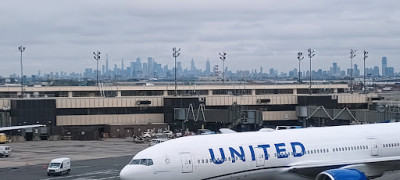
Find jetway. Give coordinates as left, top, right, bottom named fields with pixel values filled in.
left=297, top=106, right=400, bottom=124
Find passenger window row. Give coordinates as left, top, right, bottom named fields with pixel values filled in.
left=198, top=156, right=243, bottom=164
left=383, top=143, right=400, bottom=148
left=305, top=148, right=329, bottom=155
left=333, top=145, right=368, bottom=152
left=198, top=159, right=212, bottom=164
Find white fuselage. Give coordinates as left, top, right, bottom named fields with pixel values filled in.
left=120, top=123, right=400, bottom=180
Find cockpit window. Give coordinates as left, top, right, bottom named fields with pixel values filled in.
left=130, top=159, right=154, bottom=166
left=140, top=159, right=148, bottom=165
left=130, top=159, right=140, bottom=164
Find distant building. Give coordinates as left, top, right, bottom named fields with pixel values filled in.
left=106, top=54, right=109, bottom=73
left=382, top=57, right=387, bottom=76
left=388, top=67, right=395, bottom=77
left=354, top=64, right=360, bottom=77
left=190, top=58, right=196, bottom=72
left=205, top=59, right=210, bottom=75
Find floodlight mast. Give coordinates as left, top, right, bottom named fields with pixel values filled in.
left=297, top=52, right=304, bottom=83
left=219, top=52, right=226, bottom=85
left=349, top=49, right=356, bottom=94
left=363, top=50, right=368, bottom=93
left=173, top=47, right=181, bottom=96
left=18, top=46, right=26, bottom=98
left=308, top=48, right=315, bottom=94
left=93, top=51, right=101, bottom=86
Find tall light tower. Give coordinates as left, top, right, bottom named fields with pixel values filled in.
left=308, top=48, right=315, bottom=94
left=18, top=46, right=26, bottom=98
left=349, top=49, right=356, bottom=94
left=363, top=50, right=368, bottom=93
left=93, top=51, right=101, bottom=86
left=173, top=47, right=181, bottom=96
left=297, top=52, right=304, bottom=83
left=219, top=52, right=226, bottom=85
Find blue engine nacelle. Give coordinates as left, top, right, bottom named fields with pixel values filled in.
left=315, top=169, right=367, bottom=180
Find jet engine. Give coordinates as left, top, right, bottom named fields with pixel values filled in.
left=315, top=169, right=367, bottom=180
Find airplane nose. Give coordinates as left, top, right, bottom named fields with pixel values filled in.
left=119, top=165, right=134, bottom=180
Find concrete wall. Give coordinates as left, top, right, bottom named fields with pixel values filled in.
left=338, top=94, right=369, bottom=104
left=262, top=111, right=297, bottom=121
left=0, top=99, right=10, bottom=109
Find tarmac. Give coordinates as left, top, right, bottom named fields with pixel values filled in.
left=0, top=138, right=399, bottom=180
left=0, top=138, right=148, bottom=168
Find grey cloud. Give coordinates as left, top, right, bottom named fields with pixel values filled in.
left=0, top=0, right=400, bottom=75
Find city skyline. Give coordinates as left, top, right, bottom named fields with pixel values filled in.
left=1, top=1, right=400, bottom=76
left=5, top=55, right=398, bottom=81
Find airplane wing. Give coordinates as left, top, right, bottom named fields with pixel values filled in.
left=219, top=128, right=237, bottom=134
left=258, top=128, right=275, bottom=132
left=287, top=156, right=400, bottom=178
left=0, top=125, right=46, bottom=132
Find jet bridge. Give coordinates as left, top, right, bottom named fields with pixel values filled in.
left=297, top=106, right=400, bottom=125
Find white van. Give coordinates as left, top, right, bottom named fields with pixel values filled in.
left=47, top=157, right=71, bottom=176
left=0, top=146, right=11, bottom=157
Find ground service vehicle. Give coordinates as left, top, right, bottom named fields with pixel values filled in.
left=47, top=157, right=71, bottom=176
left=0, top=133, right=7, bottom=144
left=0, top=145, right=11, bottom=157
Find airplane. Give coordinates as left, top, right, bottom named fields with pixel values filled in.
left=0, top=125, right=46, bottom=132
left=120, top=122, right=400, bottom=180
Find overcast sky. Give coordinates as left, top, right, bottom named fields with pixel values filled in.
left=0, top=0, right=399, bottom=76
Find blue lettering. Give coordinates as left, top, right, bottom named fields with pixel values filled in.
left=291, top=142, right=305, bottom=157
left=229, top=146, right=246, bottom=163
left=209, top=148, right=226, bottom=164
left=275, top=143, right=288, bottom=158
left=249, top=145, right=255, bottom=161
left=257, top=144, right=271, bottom=160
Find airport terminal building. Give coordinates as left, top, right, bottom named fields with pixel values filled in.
left=0, top=84, right=380, bottom=140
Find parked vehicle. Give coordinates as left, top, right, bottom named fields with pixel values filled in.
left=47, top=157, right=71, bottom=176
left=163, top=130, right=174, bottom=138
left=275, top=126, right=302, bottom=130
left=133, top=135, right=145, bottom=143
left=0, top=145, right=11, bottom=157
left=197, top=129, right=215, bottom=135
left=150, top=139, right=167, bottom=146
left=142, top=132, right=153, bottom=138
left=0, top=133, right=7, bottom=144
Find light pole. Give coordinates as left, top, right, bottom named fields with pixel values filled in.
left=297, top=52, right=304, bottom=83
left=18, top=46, right=25, bottom=98
left=363, top=50, right=368, bottom=93
left=93, top=51, right=101, bottom=86
left=349, top=49, right=356, bottom=94
left=308, top=48, right=315, bottom=94
left=173, top=47, right=181, bottom=96
left=219, top=52, right=226, bottom=85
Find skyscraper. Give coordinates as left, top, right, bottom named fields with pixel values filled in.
left=382, top=57, right=387, bottom=76
left=205, top=59, right=210, bottom=74
left=177, top=62, right=182, bottom=77
left=148, top=57, right=154, bottom=77
left=190, top=58, right=195, bottom=71
left=354, top=64, right=360, bottom=77
left=106, top=54, right=109, bottom=73
left=136, top=57, right=142, bottom=72
left=388, top=67, right=395, bottom=77
left=373, top=66, right=380, bottom=77
left=333, top=62, right=338, bottom=75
